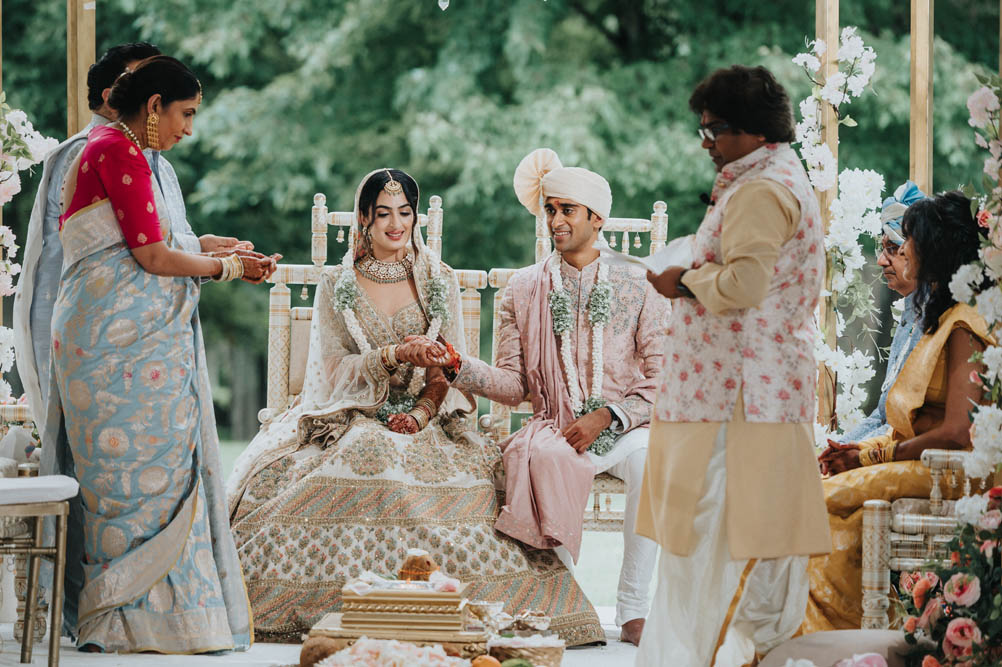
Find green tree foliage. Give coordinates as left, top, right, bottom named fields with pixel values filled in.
left=2, top=0, right=998, bottom=435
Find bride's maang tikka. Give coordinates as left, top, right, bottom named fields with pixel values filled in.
left=383, top=169, right=403, bottom=196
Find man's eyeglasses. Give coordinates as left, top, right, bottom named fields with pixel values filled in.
left=698, top=122, right=732, bottom=142
left=877, top=242, right=902, bottom=258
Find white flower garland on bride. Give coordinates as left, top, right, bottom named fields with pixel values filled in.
left=332, top=226, right=449, bottom=397
left=548, top=253, right=616, bottom=456
left=793, top=27, right=885, bottom=442
left=1, top=93, right=57, bottom=403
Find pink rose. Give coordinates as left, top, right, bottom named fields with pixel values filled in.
left=981, top=539, right=998, bottom=558
left=921, top=656, right=942, bottom=667
left=916, top=597, right=943, bottom=631
left=988, top=486, right=1002, bottom=511
left=978, top=509, right=1001, bottom=530
left=945, top=617, right=982, bottom=649
left=977, top=208, right=993, bottom=228
left=943, top=637, right=974, bottom=662
left=912, top=575, right=936, bottom=609
left=944, top=573, right=981, bottom=607
left=899, top=571, right=919, bottom=594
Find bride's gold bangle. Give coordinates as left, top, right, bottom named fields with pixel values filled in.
left=380, top=345, right=399, bottom=372
left=414, top=397, right=437, bottom=419
left=408, top=408, right=429, bottom=430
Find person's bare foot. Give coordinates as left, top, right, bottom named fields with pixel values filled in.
left=620, top=617, right=645, bottom=646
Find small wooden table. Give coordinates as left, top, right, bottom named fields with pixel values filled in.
left=309, top=612, right=488, bottom=659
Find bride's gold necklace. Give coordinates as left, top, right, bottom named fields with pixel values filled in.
left=355, top=254, right=413, bottom=284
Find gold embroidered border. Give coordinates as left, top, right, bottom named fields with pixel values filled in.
left=713, top=558, right=758, bottom=663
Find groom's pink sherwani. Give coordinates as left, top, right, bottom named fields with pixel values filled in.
left=452, top=255, right=668, bottom=560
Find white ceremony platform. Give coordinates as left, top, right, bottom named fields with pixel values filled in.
left=0, top=606, right=636, bottom=667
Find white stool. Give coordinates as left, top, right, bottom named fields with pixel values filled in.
left=0, top=474, right=79, bottom=666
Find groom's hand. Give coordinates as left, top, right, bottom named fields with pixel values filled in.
left=562, top=408, right=613, bottom=453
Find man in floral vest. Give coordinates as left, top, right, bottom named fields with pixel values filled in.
left=637, top=65, right=832, bottom=666
left=426, top=149, right=669, bottom=645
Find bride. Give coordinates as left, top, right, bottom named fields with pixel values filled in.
left=227, top=169, right=603, bottom=645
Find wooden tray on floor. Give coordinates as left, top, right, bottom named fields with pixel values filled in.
left=309, top=612, right=488, bottom=659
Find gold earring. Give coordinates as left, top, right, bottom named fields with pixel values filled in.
left=146, top=113, right=161, bottom=151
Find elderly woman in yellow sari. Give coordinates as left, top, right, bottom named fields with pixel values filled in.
left=806, top=191, right=995, bottom=631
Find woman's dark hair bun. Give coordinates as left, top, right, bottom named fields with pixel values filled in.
left=107, top=55, right=201, bottom=119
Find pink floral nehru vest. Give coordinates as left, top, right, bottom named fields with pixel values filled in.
left=655, top=143, right=824, bottom=424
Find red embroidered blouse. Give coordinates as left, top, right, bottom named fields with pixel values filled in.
left=60, top=125, right=163, bottom=248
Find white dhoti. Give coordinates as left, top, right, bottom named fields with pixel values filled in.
left=637, top=423, right=809, bottom=666
left=591, top=427, right=658, bottom=626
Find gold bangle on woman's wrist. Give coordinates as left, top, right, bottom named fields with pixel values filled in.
left=414, top=397, right=437, bottom=419
left=212, top=253, right=244, bottom=282
left=408, top=408, right=430, bottom=430
left=379, top=345, right=399, bottom=372
left=859, top=443, right=897, bottom=467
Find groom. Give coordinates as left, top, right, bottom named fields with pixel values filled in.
left=417, top=149, right=668, bottom=645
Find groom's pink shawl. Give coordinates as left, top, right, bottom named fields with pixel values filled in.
left=494, top=259, right=596, bottom=561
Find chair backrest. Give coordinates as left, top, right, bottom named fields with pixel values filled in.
left=481, top=201, right=669, bottom=442
left=259, top=193, right=488, bottom=424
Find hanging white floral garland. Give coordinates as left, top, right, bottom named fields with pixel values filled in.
left=331, top=221, right=450, bottom=398
left=2, top=93, right=58, bottom=403
left=793, top=27, right=885, bottom=443
left=547, top=253, right=616, bottom=456
left=945, top=79, right=1002, bottom=481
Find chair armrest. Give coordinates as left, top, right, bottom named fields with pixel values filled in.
left=919, top=449, right=966, bottom=471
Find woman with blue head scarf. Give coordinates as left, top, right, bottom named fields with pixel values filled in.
left=807, top=187, right=995, bottom=633
left=832, top=181, right=926, bottom=444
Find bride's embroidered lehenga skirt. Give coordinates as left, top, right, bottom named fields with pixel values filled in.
left=229, top=413, right=604, bottom=646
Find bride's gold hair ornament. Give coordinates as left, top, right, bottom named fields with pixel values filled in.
left=383, top=169, right=403, bottom=196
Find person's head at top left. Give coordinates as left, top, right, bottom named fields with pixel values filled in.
left=876, top=181, right=927, bottom=297
left=688, top=64, right=796, bottom=171
left=106, top=55, right=201, bottom=152
left=87, top=42, right=162, bottom=120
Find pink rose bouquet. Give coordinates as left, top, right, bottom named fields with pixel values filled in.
left=898, top=485, right=1002, bottom=666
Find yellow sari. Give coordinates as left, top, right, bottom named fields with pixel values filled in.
left=802, top=303, right=994, bottom=632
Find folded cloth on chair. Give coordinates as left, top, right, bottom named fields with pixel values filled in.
left=0, top=475, right=79, bottom=505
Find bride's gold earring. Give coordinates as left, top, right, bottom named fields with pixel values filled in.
left=146, top=113, right=161, bottom=151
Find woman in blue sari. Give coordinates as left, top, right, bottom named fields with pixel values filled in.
left=49, top=56, right=274, bottom=653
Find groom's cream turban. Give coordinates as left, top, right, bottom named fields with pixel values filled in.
left=513, top=148, right=612, bottom=220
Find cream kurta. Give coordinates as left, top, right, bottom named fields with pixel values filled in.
left=637, top=177, right=831, bottom=560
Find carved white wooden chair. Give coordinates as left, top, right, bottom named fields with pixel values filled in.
left=860, top=449, right=994, bottom=629
left=478, top=202, right=669, bottom=532
left=259, top=194, right=488, bottom=425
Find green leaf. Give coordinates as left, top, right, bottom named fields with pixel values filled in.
left=839, top=115, right=858, bottom=127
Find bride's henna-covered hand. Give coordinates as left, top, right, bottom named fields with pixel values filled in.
left=397, top=335, right=450, bottom=367
left=387, top=413, right=419, bottom=434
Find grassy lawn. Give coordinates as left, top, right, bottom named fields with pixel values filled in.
left=217, top=440, right=642, bottom=609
